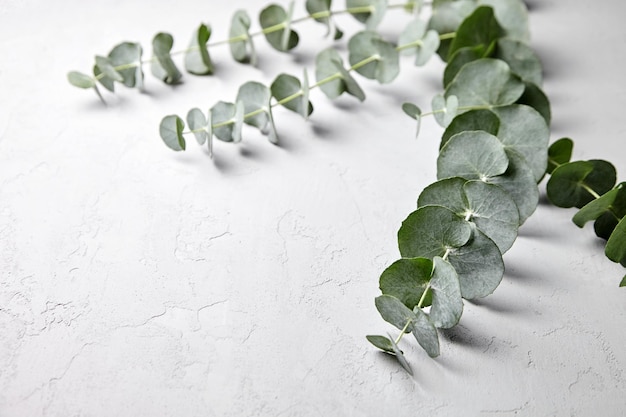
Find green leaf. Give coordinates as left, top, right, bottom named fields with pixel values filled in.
left=379, top=257, right=433, bottom=309
left=306, top=0, right=332, bottom=26
left=186, top=108, right=209, bottom=146
left=495, top=38, right=542, bottom=86
left=387, top=334, right=414, bottom=375
left=517, top=82, right=551, bottom=126
left=108, top=42, right=143, bottom=88
left=411, top=308, right=440, bottom=357
left=477, top=0, right=530, bottom=42
left=606, top=217, right=626, bottom=265
left=398, top=20, right=440, bottom=66
left=94, top=56, right=124, bottom=90
left=210, top=101, right=241, bottom=143
left=185, top=23, right=214, bottom=75
left=347, top=0, right=387, bottom=30
left=547, top=138, right=573, bottom=174
left=489, top=149, right=539, bottom=224
left=443, top=44, right=493, bottom=88
left=573, top=184, right=626, bottom=228
left=366, top=334, right=395, bottom=354
left=67, top=71, right=95, bottom=89
left=271, top=73, right=313, bottom=119
left=592, top=185, right=626, bottom=240
left=437, top=131, right=509, bottom=181
left=398, top=205, right=473, bottom=259
left=151, top=32, right=183, bottom=85
left=620, top=276, right=626, bottom=287
left=236, top=81, right=272, bottom=132
left=418, top=178, right=519, bottom=253
left=547, top=160, right=617, bottom=208
left=448, top=6, right=504, bottom=60
left=429, top=256, right=463, bottom=329
left=375, top=295, right=417, bottom=333
left=445, top=58, right=525, bottom=110
left=448, top=228, right=504, bottom=299
left=348, top=31, right=400, bottom=84
left=441, top=109, right=500, bottom=149
left=159, top=115, right=186, bottom=151
left=431, top=94, right=458, bottom=127
left=229, top=10, right=256, bottom=65
left=402, top=102, right=422, bottom=138
left=427, top=0, right=475, bottom=60
left=315, top=48, right=365, bottom=101
left=493, top=104, right=549, bottom=182
left=260, top=3, right=299, bottom=52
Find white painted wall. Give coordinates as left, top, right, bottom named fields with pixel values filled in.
left=0, top=1, right=624, bottom=416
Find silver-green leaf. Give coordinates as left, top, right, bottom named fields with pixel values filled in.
left=185, top=23, right=214, bottom=75
left=159, top=115, right=186, bottom=151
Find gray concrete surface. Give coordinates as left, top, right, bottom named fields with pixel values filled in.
left=0, top=1, right=625, bottom=416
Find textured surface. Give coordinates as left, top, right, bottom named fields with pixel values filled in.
left=1, top=1, right=625, bottom=416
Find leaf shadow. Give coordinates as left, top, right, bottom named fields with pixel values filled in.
left=438, top=322, right=495, bottom=352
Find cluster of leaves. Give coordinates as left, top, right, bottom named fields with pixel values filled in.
left=68, top=0, right=624, bottom=376
left=546, top=139, right=626, bottom=287
left=367, top=2, right=553, bottom=374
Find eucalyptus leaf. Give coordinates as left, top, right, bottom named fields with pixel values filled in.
left=94, top=56, right=123, bottom=84
left=306, top=0, right=332, bottom=27
left=495, top=38, right=542, bottom=86
left=441, top=109, right=500, bottom=149
left=348, top=31, right=400, bottom=84
left=606, top=217, right=626, bottom=265
left=93, top=64, right=115, bottom=92
left=517, top=82, right=551, bottom=126
left=398, top=20, right=440, bottom=66
left=620, top=276, right=626, bottom=287
left=418, top=178, right=519, bottom=253
left=477, top=0, right=530, bottom=42
left=346, top=0, right=387, bottom=30
left=431, top=94, right=459, bottom=127
left=488, top=149, right=539, bottom=224
left=271, top=73, right=313, bottom=118
left=108, top=42, right=143, bottom=88
left=429, top=256, right=463, bottom=329
left=159, top=115, right=186, bottom=151
left=547, top=160, right=617, bottom=208
left=443, top=44, right=493, bottom=88
left=593, top=185, right=626, bottom=240
left=437, top=131, right=509, bottom=181
left=493, top=104, right=549, bottom=182
left=151, top=32, right=183, bottom=85
left=237, top=81, right=272, bottom=132
left=398, top=205, right=473, bottom=259
left=445, top=58, right=525, bottom=110
left=447, top=227, right=504, bottom=299
left=185, top=23, right=214, bottom=75
left=210, top=101, right=239, bottom=142
left=260, top=3, right=299, bottom=52
left=411, top=307, right=440, bottom=357
left=427, top=0, right=475, bottom=60
left=186, top=108, right=208, bottom=145
left=402, top=102, right=422, bottom=138
left=229, top=10, right=256, bottom=65
left=572, top=184, right=625, bottom=228
left=547, top=137, right=573, bottom=174
left=67, top=71, right=95, bottom=89
left=375, top=295, right=417, bottom=333
left=447, top=6, right=504, bottom=60
left=315, top=48, right=365, bottom=101
left=366, top=334, right=395, bottom=353
left=379, top=257, right=433, bottom=309
left=387, top=334, right=414, bottom=375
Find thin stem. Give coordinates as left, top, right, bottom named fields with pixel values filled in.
left=581, top=183, right=602, bottom=200
left=394, top=318, right=414, bottom=344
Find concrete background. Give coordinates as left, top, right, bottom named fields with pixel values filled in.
left=1, top=0, right=625, bottom=416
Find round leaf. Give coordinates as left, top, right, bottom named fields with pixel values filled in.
left=547, top=137, right=573, bottom=174
left=547, top=160, right=617, bottom=208
left=398, top=205, right=473, bottom=259
left=260, top=4, right=299, bottom=52
left=493, top=104, right=549, bottom=182
left=429, top=256, right=463, bottom=329
left=229, top=10, right=256, bottom=65
left=448, top=228, right=504, bottom=299
left=348, top=31, right=400, bottom=84
left=151, top=32, right=182, bottom=85
left=185, top=23, right=214, bottom=75
left=186, top=108, right=208, bottom=145
left=441, top=109, right=500, bottom=149
left=347, top=0, right=387, bottom=30
left=495, top=38, right=542, bottom=86
left=448, top=6, right=504, bottom=60
left=270, top=73, right=313, bottom=118
left=432, top=94, right=459, bottom=127
left=437, top=131, right=509, bottom=181
left=315, top=48, right=365, bottom=101
left=477, top=0, right=530, bottom=42
left=108, top=42, right=143, bottom=88
left=445, top=58, right=525, bottom=110
left=159, top=115, right=186, bottom=151
left=443, top=44, right=493, bottom=88
left=379, top=257, right=434, bottom=309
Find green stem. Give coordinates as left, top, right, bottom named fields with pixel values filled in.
left=581, top=183, right=602, bottom=200
left=394, top=317, right=414, bottom=344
